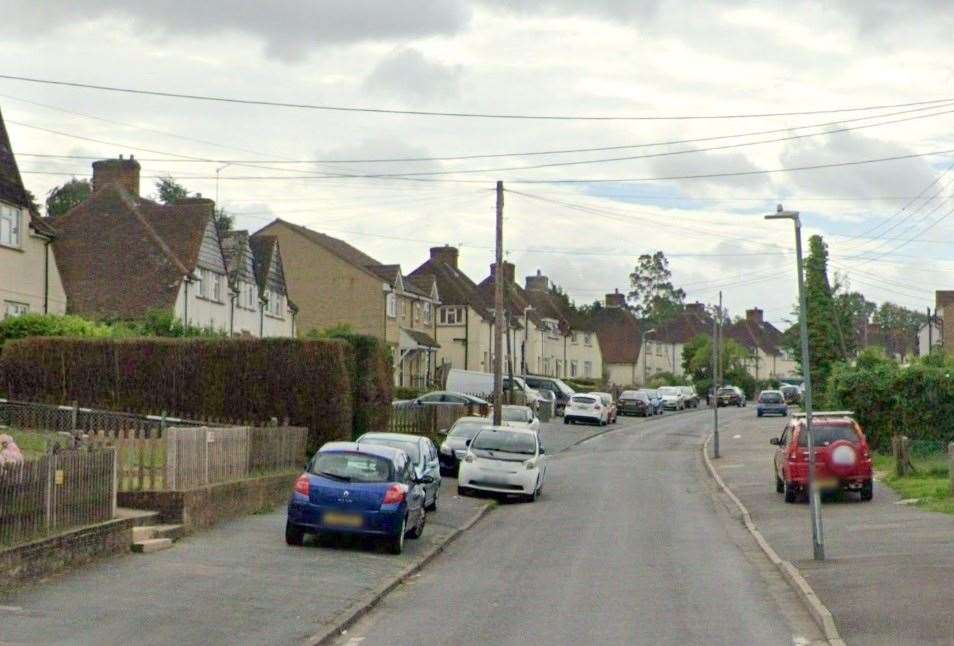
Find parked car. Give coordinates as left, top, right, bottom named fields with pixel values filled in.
left=438, top=416, right=492, bottom=475
left=503, top=376, right=543, bottom=409
left=618, top=390, right=652, bottom=417
left=355, top=432, right=441, bottom=511
left=285, top=442, right=432, bottom=554
left=444, top=369, right=540, bottom=408
left=458, top=426, right=547, bottom=502
left=755, top=390, right=788, bottom=418
left=394, top=391, right=488, bottom=410
left=680, top=386, right=700, bottom=408
left=716, top=386, right=746, bottom=407
left=589, top=392, right=618, bottom=424
left=780, top=385, right=801, bottom=405
left=523, top=375, right=576, bottom=415
left=642, top=389, right=666, bottom=415
left=500, top=405, right=541, bottom=431
left=563, top=393, right=608, bottom=425
left=770, top=412, right=873, bottom=502
left=658, top=386, right=687, bottom=411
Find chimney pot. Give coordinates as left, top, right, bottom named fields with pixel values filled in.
left=745, top=308, right=764, bottom=324
left=91, top=157, right=141, bottom=197
left=605, top=291, right=626, bottom=308
left=525, top=270, right=549, bottom=291
left=491, top=262, right=516, bottom=284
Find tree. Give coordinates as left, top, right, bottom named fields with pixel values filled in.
left=833, top=285, right=875, bottom=354
left=802, top=235, right=843, bottom=401
left=681, top=333, right=750, bottom=396
left=872, top=302, right=924, bottom=359
left=45, top=179, right=92, bottom=218
left=628, top=251, right=685, bottom=323
left=155, top=176, right=234, bottom=235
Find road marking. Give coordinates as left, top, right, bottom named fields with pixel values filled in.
left=733, top=434, right=742, bottom=439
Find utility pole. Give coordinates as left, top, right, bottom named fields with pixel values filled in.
left=766, top=204, right=825, bottom=561
left=493, top=181, right=504, bottom=426
left=927, top=306, right=933, bottom=355
left=712, top=306, right=719, bottom=459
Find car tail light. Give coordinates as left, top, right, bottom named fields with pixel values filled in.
left=294, top=474, right=310, bottom=496
left=383, top=484, right=407, bottom=505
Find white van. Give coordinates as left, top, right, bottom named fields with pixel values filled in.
left=445, top=369, right=541, bottom=408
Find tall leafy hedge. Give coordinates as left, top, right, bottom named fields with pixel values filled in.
left=336, top=333, right=393, bottom=439
left=827, top=352, right=954, bottom=451
left=0, top=337, right=354, bottom=453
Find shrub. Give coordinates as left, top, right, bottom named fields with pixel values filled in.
left=0, top=337, right=354, bottom=453
left=393, top=386, right=423, bottom=401
left=332, top=333, right=392, bottom=439
left=0, top=313, right=111, bottom=346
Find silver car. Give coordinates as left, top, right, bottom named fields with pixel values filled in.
left=356, top=432, right=442, bottom=511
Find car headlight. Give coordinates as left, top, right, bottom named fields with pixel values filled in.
left=464, top=453, right=475, bottom=463
left=440, top=443, right=451, bottom=455
left=524, top=459, right=537, bottom=470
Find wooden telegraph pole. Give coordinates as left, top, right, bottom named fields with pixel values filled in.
left=493, top=181, right=504, bottom=425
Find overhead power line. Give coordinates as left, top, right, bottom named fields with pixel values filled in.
left=2, top=73, right=954, bottom=120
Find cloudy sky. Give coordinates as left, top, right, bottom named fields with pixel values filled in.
left=3, top=1, right=954, bottom=328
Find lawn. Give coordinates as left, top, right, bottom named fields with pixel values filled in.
left=5, top=429, right=67, bottom=459
left=873, top=452, right=954, bottom=515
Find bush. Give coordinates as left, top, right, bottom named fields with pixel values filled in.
left=393, top=386, right=423, bottom=401
left=334, top=333, right=392, bottom=439
left=0, top=313, right=111, bottom=346
left=0, top=337, right=354, bottom=453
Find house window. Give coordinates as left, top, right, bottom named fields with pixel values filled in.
left=584, top=333, right=592, bottom=346
left=195, top=268, right=224, bottom=302
left=413, top=302, right=420, bottom=322
left=243, top=282, right=257, bottom=309
left=402, top=300, right=408, bottom=318
left=3, top=301, right=28, bottom=319
left=422, top=302, right=432, bottom=323
left=265, top=289, right=285, bottom=318
left=584, top=361, right=592, bottom=378
left=211, top=272, right=222, bottom=303
left=555, top=360, right=562, bottom=376
left=571, top=332, right=578, bottom=344
left=387, top=293, right=397, bottom=318
left=570, top=360, right=578, bottom=377
left=195, top=271, right=205, bottom=298
left=0, top=204, right=20, bottom=248
left=439, top=306, right=464, bottom=325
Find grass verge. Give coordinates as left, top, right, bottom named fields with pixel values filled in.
left=873, top=452, right=954, bottom=514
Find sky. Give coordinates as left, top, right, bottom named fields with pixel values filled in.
left=3, top=1, right=954, bottom=329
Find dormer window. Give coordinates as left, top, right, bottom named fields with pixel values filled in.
left=0, top=204, right=20, bottom=248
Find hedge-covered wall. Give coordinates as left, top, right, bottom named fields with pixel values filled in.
left=0, top=337, right=354, bottom=453
left=337, top=333, right=392, bottom=439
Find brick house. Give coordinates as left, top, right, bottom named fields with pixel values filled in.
left=723, top=308, right=799, bottom=380
left=592, top=290, right=644, bottom=387
left=255, top=219, right=440, bottom=386
left=0, top=106, right=67, bottom=318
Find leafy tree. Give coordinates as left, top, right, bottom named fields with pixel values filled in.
left=871, top=302, right=924, bottom=360
left=799, top=235, right=844, bottom=401
left=681, top=333, right=751, bottom=396
left=45, top=178, right=92, bottom=217
left=628, top=251, right=685, bottom=323
left=833, top=286, right=875, bottom=355
left=155, top=176, right=234, bottom=235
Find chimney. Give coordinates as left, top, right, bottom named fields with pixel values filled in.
left=173, top=195, right=216, bottom=219
left=525, top=269, right=549, bottom=292
left=429, top=245, right=459, bottom=269
left=489, top=261, right=516, bottom=285
left=605, top=288, right=626, bottom=308
left=745, top=308, right=764, bottom=324
left=92, top=155, right=141, bottom=196
left=685, top=302, right=705, bottom=314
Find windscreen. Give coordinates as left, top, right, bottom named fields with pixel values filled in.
left=718, top=388, right=736, bottom=396
left=471, top=430, right=536, bottom=455
left=759, top=392, right=783, bottom=403
left=797, top=424, right=858, bottom=447
left=571, top=396, right=597, bottom=404
left=620, top=391, right=644, bottom=400
left=659, top=387, right=681, bottom=396
left=449, top=422, right=487, bottom=439
left=313, top=452, right=392, bottom=483
left=360, top=437, right=420, bottom=463
left=502, top=407, right=532, bottom=422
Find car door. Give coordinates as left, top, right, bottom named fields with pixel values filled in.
left=774, top=425, right=790, bottom=479
left=403, top=458, right=425, bottom=523
left=421, top=438, right=441, bottom=502
left=537, top=435, right=548, bottom=485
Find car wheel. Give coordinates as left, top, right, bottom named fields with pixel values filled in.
left=564, top=417, right=570, bottom=425
left=784, top=481, right=797, bottom=504
left=408, top=509, right=426, bottom=539
left=775, top=472, right=784, bottom=493
left=425, top=489, right=438, bottom=512
left=757, top=411, right=762, bottom=417
left=457, top=485, right=471, bottom=497
left=285, top=521, right=305, bottom=546
left=860, top=479, right=873, bottom=501
left=388, top=518, right=406, bottom=554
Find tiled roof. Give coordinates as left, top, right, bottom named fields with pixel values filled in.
left=409, top=257, right=492, bottom=320
left=269, top=218, right=383, bottom=275
left=0, top=106, right=29, bottom=210
left=592, top=307, right=643, bottom=364
left=220, top=230, right=250, bottom=283
left=248, top=235, right=277, bottom=291
left=403, top=328, right=440, bottom=348
left=724, top=318, right=783, bottom=356
left=406, top=273, right=436, bottom=298
left=51, top=184, right=212, bottom=319
left=653, top=308, right=712, bottom=345
left=475, top=276, right=537, bottom=330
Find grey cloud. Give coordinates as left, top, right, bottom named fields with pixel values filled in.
left=1, top=1, right=472, bottom=61
left=314, top=137, right=442, bottom=176
left=648, top=146, right=772, bottom=193
left=363, top=48, right=462, bottom=103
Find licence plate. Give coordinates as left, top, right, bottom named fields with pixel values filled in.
left=323, top=512, right=363, bottom=528
left=816, top=478, right=839, bottom=490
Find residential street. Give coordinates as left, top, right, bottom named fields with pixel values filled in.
left=335, top=408, right=825, bottom=646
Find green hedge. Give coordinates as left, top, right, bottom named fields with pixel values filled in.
left=827, top=356, right=954, bottom=451
left=334, top=333, right=393, bottom=439
left=0, top=337, right=354, bottom=453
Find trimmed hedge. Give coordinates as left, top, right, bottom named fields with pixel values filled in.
left=0, top=337, right=354, bottom=453
left=335, top=333, right=393, bottom=439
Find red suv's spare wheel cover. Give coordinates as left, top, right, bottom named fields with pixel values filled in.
left=826, top=440, right=858, bottom=477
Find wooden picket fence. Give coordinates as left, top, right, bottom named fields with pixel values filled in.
left=388, top=404, right=483, bottom=441
left=0, top=449, right=116, bottom=548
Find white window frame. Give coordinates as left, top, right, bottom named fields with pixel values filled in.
left=211, top=272, right=222, bottom=303
left=195, top=270, right=206, bottom=299
left=386, top=293, right=397, bottom=318
left=584, top=361, right=593, bottom=378
left=423, top=302, right=432, bottom=324
left=584, top=333, right=592, bottom=346
left=243, top=281, right=257, bottom=310
left=4, top=301, right=28, bottom=319
left=570, top=360, right=578, bottom=377
left=0, top=204, right=21, bottom=249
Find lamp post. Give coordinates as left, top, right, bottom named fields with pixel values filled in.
left=641, top=328, right=656, bottom=385
left=522, top=305, right=534, bottom=375
left=765, top=203, right=825, bottom=561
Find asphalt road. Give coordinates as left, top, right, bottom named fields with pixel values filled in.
left=335, top=407, right=826, bottom=646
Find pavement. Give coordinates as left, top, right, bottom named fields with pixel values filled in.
left=0, top=414, right=620, bottom=646
left=333, top=407, right=826, bottom=646
left=710, top=411, right=954, bottom=645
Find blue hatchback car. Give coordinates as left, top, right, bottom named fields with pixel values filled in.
left=756, top=390, right=788, bottom=417
left=286, top=442, right=432, bottom=554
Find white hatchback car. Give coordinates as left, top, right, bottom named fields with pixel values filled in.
left=500, top=405, right=541, bottom=432
left=563, top=393, right=608, bottom=426
left=457, top=426, right=547, bottom=502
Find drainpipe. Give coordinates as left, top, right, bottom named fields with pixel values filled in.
left=229, top=290, right=236, bottom=336
left=463, top=307, right=469, bottom=370
left=43, top=240, right=50, bottom=314
left=259, top=298, right=265, bottom=337
left=182, top=279, right=190, bottom=326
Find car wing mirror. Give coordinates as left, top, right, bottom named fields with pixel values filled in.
left=539, top=447, right=546, bottom=454
left=769, top=437, right=781, bottom=446
left=437, top=428, right=448, bottom=436
left=417, top=475, right=435, bottom=484
left=465, top=439, right=472, bottom=446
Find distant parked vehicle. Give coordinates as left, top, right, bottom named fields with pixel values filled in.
left=523, top=375, right=576, bottom=415
left=457, top=426, right=547, bottom=502
left=780, top=385, right=801, bottom=405
left=658, top=386, right=686, bottom=411
left=286, top=442, right=432, bottom=554
left=355, top=432, right=441, bottom=511
left=393, top=391, right=488, bottom=409
left=438, top=416, right=491, bottom=475
left=501, top=404, right=541, bottom=431
left=564, top=394, right=608, bottom=426
left=590, top=392, right=618, bottom=423
left=755, top=390, right=788, bottom=418
left=680, top=386, right=700, bottom=408
left=770, top=412, right=872, bottom=502
left=717, top=386, right=746, bottom=407
left=642, top=389, right=666, bottom=415
left=618, top=390, right=652, bottom=417
left=503, top=376, right=543, bottom=409
left=444, top=369, right=541, bottom=407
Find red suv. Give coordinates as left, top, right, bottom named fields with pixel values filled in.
left=770, top=414, right=873, bottom=503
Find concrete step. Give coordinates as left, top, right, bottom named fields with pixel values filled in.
left=131, top=538, right=173, bottom=554
left=132, top=524, right=184, bottom=543
left=116, top=508, right=162, bottom=527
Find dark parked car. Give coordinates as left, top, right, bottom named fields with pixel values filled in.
left=438, top=416, right=491, bottom=475
left=523, top=376, right=575, bottom=415
left=755, top=390, right=788, bottom=417
left=286, top=442, right=432, bottom=554
left=393, top=391, right=489, bottom=410
left=780, top=385, right=801, bottom=405
left=717, top=386, right=746, bottom=407
left=618, top=390, right=652, bottom=416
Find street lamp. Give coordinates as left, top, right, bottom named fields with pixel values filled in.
left=765, top=203, right=825, bottom=561
left=641, top=328, right=656, bottom=385
left=522, top=305, right=534, bottom=375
